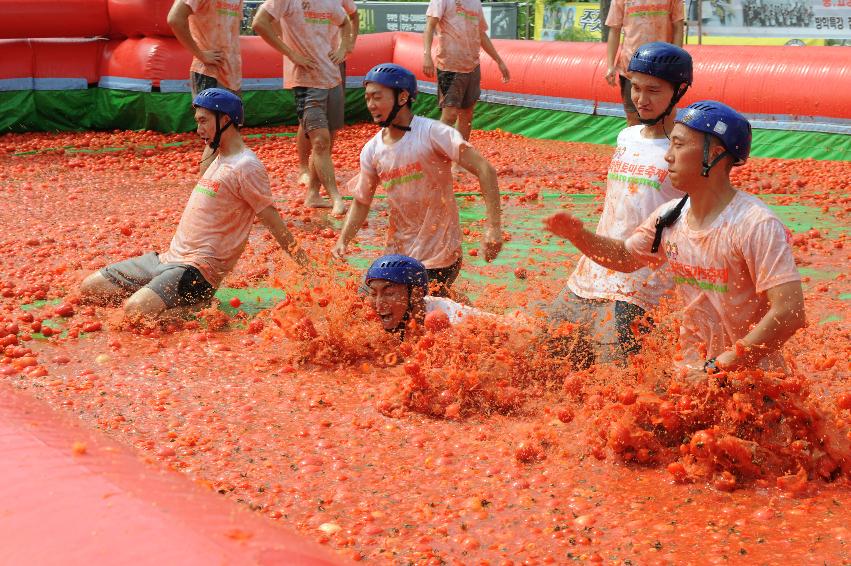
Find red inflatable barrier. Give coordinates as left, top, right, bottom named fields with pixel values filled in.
left=241, top=36, right=284, bottom=82
left=0, top=383, right=348, bottom=566
left=0, top=0, right=109, bottom=39
left=107, top=0, right=175, bottom=38
left=345, top=32, right=398, bottom=77
left=392, top=32, right=851, bottom=120
left=0, top=40, right=33, bottom=80
left=33, top=39, right=104, bottom=85
left=100, top=37, right=192, bottom=86
left=2, top=30, right=849, bottom=121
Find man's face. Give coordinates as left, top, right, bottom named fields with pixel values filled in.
left=194, top=107, right=220, bottom=145
left=630, top=72, right=675, bottom=122
left=664, top=123, right=716, bottom=189
left=366, top=279, right=410, bottom=331
left=364, top=83, right=407, bottom=124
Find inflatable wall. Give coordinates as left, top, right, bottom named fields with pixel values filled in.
left=0, top=0, right=849, bottom=159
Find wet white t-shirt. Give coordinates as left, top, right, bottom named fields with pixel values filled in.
left=352, top=116, right=469, bottom=269
left=625, top=190, right=802, bottom=371
left=567, top=125, right=684, bottom=311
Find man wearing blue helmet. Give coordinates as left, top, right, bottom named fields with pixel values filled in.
left=80, top=88, right=311, bottom=319
left=333, top=64, right=503, bottom=298
left=548, top=43, right=690, bottom=367
left=546, top=101, right=804, bottom=376
left=364, top=254, right=488, bottom=335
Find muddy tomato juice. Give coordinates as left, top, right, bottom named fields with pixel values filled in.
left=0, top=125, right=850, bottom=564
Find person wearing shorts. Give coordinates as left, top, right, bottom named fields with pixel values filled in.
left=168, top=0, right=244, bottom=173
left=80, top=89, right=311, bottom=320
left=295, top=2, right=359, bottom=188
left=253, top=0, right=353, bottom=216
left=604, top=0, right=684, bottom=126
left=333, top=64, right=503, bottom=298
left=423, top=0, right=509, bottom=142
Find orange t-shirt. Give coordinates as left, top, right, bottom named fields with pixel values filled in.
left=260, top=0, right=348, bottom=89
left=605, top=0, right=685, bottom=76
left=426, top=0, right=488, bottom=74
left=625, top=191, right=801, bottom=371
left=185, top=0, right=243, bottom=91
left=351, top=116, right=468, bottom=269
left=160, top=148, right=274, bottom=287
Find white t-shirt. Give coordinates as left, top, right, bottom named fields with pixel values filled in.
left=426, top=0, right=488, bottom=73
left=425, top=296, right=490, bottom=324
left=567, top=125, right=684, bottom=311
left=352, top=116, right=469, bottom=269
left=625, top=191, right=802, bottom=371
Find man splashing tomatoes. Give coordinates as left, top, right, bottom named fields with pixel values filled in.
left=80, top=89, right=311, bottom=321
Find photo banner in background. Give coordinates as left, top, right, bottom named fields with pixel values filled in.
left=689, top=0, right=851, bottom=38
left=536, top=1, right=603, bottom=40
left=241, top=0, right=518, bottom=38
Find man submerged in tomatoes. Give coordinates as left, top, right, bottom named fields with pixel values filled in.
left=80, top=88, right=311, bottom=320
left=363, top=254, right=493, bottom=337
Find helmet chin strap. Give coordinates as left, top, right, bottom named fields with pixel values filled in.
left=379, top=91, right=411, bottom=132
left=701, top=133, right=730, bottom=177
left=208, top=112, right=234, bottom=152
left=638, top=84, right=689, bottom=126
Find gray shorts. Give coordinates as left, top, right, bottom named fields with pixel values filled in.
left=294, top=85, right=344, bottom=134
left=190, top=72, right=242, bottom=98
left=100, top=252, right=215, bottom=309
left=545, top=289, right=653, bottom=367
left=437, top=66, right=481, bottom=109
left=618, top=74, right=638, bottom=114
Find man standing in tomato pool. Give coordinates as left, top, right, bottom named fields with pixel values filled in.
left=547, top=42, right=691, bottom=368
left=423, top=0, right=510, bottom=142
left=252, top=0, right=353, bottom=216
left=167, top=0, right=243, bottom=174
left=80, top=89, right=311, bottom=319
left=295, top=0, right=359, bottom=189
left=545, top=101, right=805, bottom=376
left=332, top=64, right=504, bottom=297
left=604, top=0, right=684, bottom=126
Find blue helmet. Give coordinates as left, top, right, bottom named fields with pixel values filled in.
left=676, top=100, right=752, bottom=166
left=365, top=254, right=428, bottom=296
left=364, top=63, right=418, bottom=101
left=628, top=42, right=693, bottom=87
left=193, top=88, right=244, bottom=127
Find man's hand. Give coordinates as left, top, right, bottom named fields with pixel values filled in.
left=291, top=52, right=319, bottom=70
left=329, top=45, right=347, bottom=65
left=199, top=49, right=224, bottom=66
left=605, top=65, right=617, bottom=87
left=498, top=60, right=510, bottom=83
left=331, top=239, right=348, bottom=260
left=544, top=212, right=584, bottom=240
left=423, top=54, right=435, bottom=78
left=483, top=227, right=503, bottom=262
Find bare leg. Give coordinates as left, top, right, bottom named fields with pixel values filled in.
left=455, top=105, right=475, bottom=141
left=296, top=123, right=311, bottom=187
left=80, top=272, right=131, bottom=306
left=305, top=127, right=346, bottom=216
left=439, top=106, right=460, bottom=128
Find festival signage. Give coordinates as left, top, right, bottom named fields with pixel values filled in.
left=691, top=0, right=851, bottom=38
